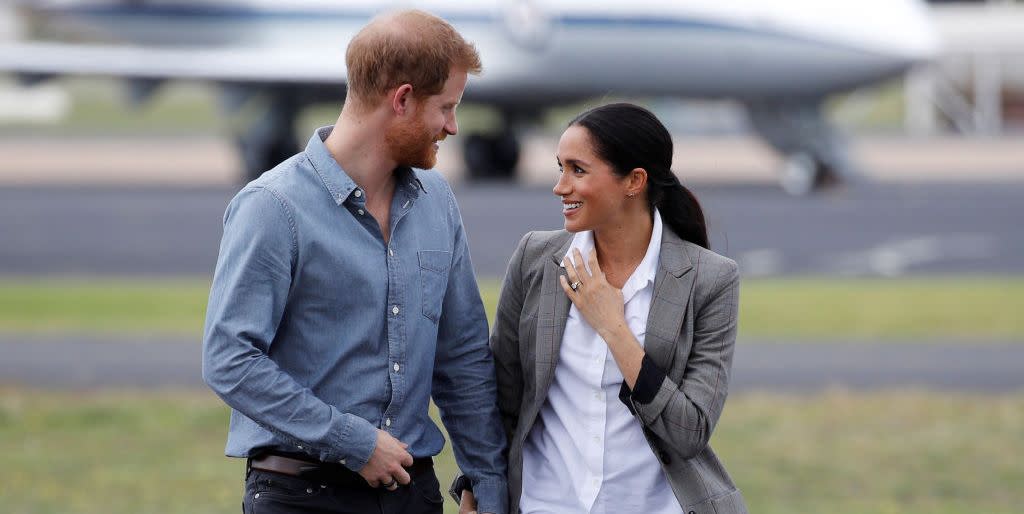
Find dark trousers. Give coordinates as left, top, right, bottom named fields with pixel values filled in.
left=241, top=468, right=444, bottom=514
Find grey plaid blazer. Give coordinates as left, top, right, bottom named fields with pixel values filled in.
left=490, top=227, right=747, bottom=514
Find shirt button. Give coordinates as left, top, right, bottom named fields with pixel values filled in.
left=339, top=459, right=347, bottom=465
left=392, top=305, right=399, bottom=315
left=354, top=190, right=362, bottom=198
left=385, top=418, right=392, bottom=427
left=393, top=362, right=400, bottom=372
left=357, top=209, right=364, bottom=215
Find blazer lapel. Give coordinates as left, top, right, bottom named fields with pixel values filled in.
left=534, top=236, right=574, bottom=397
left=644, top=229, right=696, bottom=370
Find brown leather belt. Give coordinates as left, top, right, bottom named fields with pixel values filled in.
left=249, top=453, right=434, bottom=489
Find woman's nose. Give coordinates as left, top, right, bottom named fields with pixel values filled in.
left=553, top=174, right=570, bottom=196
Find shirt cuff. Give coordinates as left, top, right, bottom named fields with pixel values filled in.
left=471, top=477, right=509, bottom=514
left=618, top=354, right=667, bottom=412
left=323, top=413, right=377, bottom=472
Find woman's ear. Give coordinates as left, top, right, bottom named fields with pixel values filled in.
left=627, top=167, right=648, bottom=197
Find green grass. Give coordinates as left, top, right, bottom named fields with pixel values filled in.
left=2, top=76, right=912, bottom=140
left=0, top=78, right=224, bottom=136
left=740, top=277, right=1024, bottom=340
left=716, top=390, right=1024, bottom=514
left=0, top=278, right=212, bottom=336
left=0, top=389, right=1020, bottom=514
left=0, top=276, right=1021, bottom=341
left=0, top=78, right=507, bottom=138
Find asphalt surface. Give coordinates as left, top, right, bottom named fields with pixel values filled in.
left=1, top=181, right=1021, bottom=391
left=0, top=181, right=1021, bottom=278
left=2, top=337, right=1021, bottom=392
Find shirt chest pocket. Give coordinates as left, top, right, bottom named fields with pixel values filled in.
left=417, top=250, right=451, bottom=323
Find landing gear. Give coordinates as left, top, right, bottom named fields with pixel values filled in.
left=236, top=131, right=299, bottom=183
left=463, top=130, right=520, bottom=180
left=235, top=93, right=300, bottom=183
left=779, top=152, right=839, bottom=196
left=746, top=99, right=853, bottom=195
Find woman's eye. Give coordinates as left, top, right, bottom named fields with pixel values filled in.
left=573, top=166, right=585, bottom=174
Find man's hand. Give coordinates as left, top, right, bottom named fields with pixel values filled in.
left=358, top=429, right=414, bottom=489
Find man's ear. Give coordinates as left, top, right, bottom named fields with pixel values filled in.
left=391, top=84, right=415, bottom=116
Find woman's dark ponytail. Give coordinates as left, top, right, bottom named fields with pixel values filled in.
left=569, top=103, right=710, bottom=249
left=647, top=168, right=709, bottom=249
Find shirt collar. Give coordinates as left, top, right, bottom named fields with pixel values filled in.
left=305, top=125, right=426, bottom=206
left=563, top=208, right=663, bottom=303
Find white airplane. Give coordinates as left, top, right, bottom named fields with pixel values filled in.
left=0, top=0, right=938, bottom=194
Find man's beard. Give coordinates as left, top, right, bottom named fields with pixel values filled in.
left=385, top=113, right=439, bottom=170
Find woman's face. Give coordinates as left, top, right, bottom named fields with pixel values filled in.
left=553, top=125, right=631, bottom=233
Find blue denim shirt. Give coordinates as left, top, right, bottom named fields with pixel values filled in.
left=202, top=126, right=508, bottom=514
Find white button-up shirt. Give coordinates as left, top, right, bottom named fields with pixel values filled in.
left=520, top=210, right=681, bottom=514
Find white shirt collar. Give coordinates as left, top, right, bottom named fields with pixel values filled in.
left=563, top=208, right=663, bottom=303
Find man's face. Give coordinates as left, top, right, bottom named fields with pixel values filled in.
left=386, top=68, right=468, bottom=169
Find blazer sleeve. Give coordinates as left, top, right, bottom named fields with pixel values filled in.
left=490, top=231, right=532, bottom=442
left=627, top=258, right=740, bottom=460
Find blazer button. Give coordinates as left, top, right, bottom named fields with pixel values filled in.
left=688, top=511, right=696, bottom=514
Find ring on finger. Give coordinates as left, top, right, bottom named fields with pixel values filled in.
left=382, top=478, right=398, bottom=490
left=570, top=281, right=581, bottom=292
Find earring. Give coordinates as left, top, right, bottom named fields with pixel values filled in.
left=627, top=192, right=636, bottom=198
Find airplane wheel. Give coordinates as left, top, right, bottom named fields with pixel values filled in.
left=463, top=132, right=519, bottom=180
left=779, top=152, right=820, bottom=196
left=237, top=135, right=298, bottom=183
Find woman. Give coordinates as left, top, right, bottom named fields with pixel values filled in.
left=459, top=103, right=746, bottom=514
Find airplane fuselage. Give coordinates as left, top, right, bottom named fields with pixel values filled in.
left=20, top=0, right=937, bottom=103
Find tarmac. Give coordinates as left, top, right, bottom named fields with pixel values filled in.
left=0, top=133, right=1021, bottom=391
left=0, top=133, right=1022, bottom=186
left=2, top=336, right=1021, bottom=392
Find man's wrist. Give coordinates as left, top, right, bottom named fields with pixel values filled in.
left=448, top=474, right=473, bottom=503
left=467, top=478, right=508, bottom=514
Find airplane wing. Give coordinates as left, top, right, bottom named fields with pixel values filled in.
left=0, top=38, right=568, bottom=108
left=0, top=41, right=347, bottom=85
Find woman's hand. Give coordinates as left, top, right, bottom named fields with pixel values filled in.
left=560, top=248, right=627, bottom=337
left=561, top=247, right=644, bottom=388
left=459, top=490, right=478, bottom=514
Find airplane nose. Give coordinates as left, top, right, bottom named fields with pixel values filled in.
left=893, top=16, right=940, bottom=63
left=878, top=2, right=941, bottom=64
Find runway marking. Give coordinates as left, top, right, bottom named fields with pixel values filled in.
left=828, top=233, right=997, bottom=276
left=737, top=248, right=784, bottom=276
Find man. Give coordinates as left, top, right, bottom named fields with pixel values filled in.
left=202, top=10, right=506, bottom=514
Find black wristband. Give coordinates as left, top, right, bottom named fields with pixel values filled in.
left=632, top=354, right=667, bottom=404
left=617, top=355, right=667, bottom=414
left=448, top=474, right=473, bottom=504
